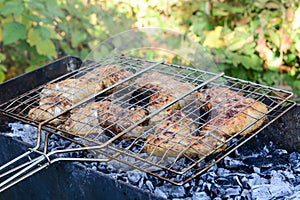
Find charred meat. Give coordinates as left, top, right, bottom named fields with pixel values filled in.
left=197, top=87, right=268, bottom=136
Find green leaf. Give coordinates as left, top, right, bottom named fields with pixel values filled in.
left=240, top=54, right=263, bottom=71
left=239, top=42, right=256, bottom=55
left=0, top=71, right=5, bottom=83
left=28, top=1, right=45, bottom=11
left=239, top=55, right=252, bottom=69
left=25, top=65, right=37, bottom=73
left=36, top=26, right=51, bottom=41
left=267, top=30, right=280, bottom=48
left=71, top=30, right=86, bottom=48
left=27, top=28, right=42, bottom=46
left=36, top=40, right=57, bottom=57
left=23, top=13, right=41, bottom=22
left=249, top=54, right=263, bottom=71
left=0, top=64, right=7, bottom=72
left=2, top=22, right=26, bottom=45
left=0, top=53, right=6, bottom=62
left=0, top=1, right=24, bottom=16
left=45, top=1, right=65, bottom=18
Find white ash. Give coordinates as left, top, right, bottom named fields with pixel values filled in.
left=3, top=122, right=300, bottom=199
left=6, top=122, right=46, bottom=146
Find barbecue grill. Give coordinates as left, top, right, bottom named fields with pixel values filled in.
left=0, top=53, right=296, bottom=196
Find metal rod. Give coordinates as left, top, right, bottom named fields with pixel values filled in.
left=0, top=154, right=48, bottom=192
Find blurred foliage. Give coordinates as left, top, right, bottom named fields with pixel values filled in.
left=0, top=0, right=299, bottom=99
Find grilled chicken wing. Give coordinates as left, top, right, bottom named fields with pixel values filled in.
left=97, top=100, right=147, bottom=139
left=144, top=129, right=225, bottom=157
left=149, top=109, right=196, bottom=133
left=144, top=107, right=225, bottom=157
left=135, top=72, right=196, bottom=112
left=81, top=65, right=133, bottom=92
left=197, top=87, right=268, bottom=136
left=39, top=78, right=101, bottom=104
left=28, top=65, right=133, bottom=124
left=28, top=78, right=101, bottom=124
left=62, top=102, right=103, bottom=136
left=28, top=103, right=69, bottom=124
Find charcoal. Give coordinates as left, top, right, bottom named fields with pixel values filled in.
left=273, top=148, right=288, bottom=155
left=162, top=184, right=186, bottom=199
left=183, top=182, right=191, bottom=189
left=49, top=134, right=59, bottom=141
left=247, top=173, right=268, bottom=187
left=68, top=151, right=82, bottom=158
left=106, top=164, right=117, bottom=173
left=97, top=163, right=108, bottom=172
left=240, top=189, right=251, bottom=199
left=145, top=180, right=154, bottom=192
left=116, top=174, right=128, bottom=183
left=215, top=177, right=230, bottom=186
left=138, top=176, right=144, bottom=188
left=253, top=166, right=260, bottom=174
left=154, top=187, right=168, bottom=199
left=295, top=185, right=300, bottom=192
left=192, top=192, right=210, bottom=200
left=127, top=170, right=143, bottom=185
left=289, top=152, right=300, bottom=168
left=213, top=198, right=222, bottom=200
left=202, top=182, right=212, bottom=194
left=240, top=176, right=251, bottom=190
left=57, top=138, right=72, bottom=149
left=224, top=186, right=242, bottom=198
left=4, top=122, right=300, bottom=199
left=223, top=157, right=244, bottom=169
left=216, top=167, right=231, bottom=177
left=47, top=141, right=56, bottom=150
left=85, top=152, right=95, bottom=158
left=210, top=184, right=225, bottom=197
left=282, top=170, right=296, bottom=182
left=251, top=170, right=294, bottom=199
left=286, top=191, right=300, bottom=199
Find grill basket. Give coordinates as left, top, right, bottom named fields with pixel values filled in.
left=0, top=55, right=296, bottom=189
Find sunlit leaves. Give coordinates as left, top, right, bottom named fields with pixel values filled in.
left=2, top=22, right=26, bottom=45
left=36, top=40, right=56, bottom=57
left=203, top=26, right=224, bottom=48
left=292, top=7, right=300, bottom=30
left=71, top=30, right=87, bottom=48
left=240, top=54, right=263, bottom=71
left=27, top=28, right=41, bottom=46
left=0, top=1, right=24, bottom=16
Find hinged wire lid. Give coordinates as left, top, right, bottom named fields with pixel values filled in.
left=0, top=28, right=296, bottom=189
left=0, top=55, right=295, bottom=186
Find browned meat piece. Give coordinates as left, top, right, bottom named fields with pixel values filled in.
left=62, top=102, right=103, bottom=136
left=149, top=109, right=196, bottom=133
left=197, top=87, right=268, bottom=136
left=28, top=78, right=102, bottom=124
left=144, top=129, right=225, bottom=157
left=28, top=64, right=133, bottom=124
left=135, top=72, right=196, bottom=112
left=39, top=78, right=101, bottom=104
left=144, top=107, right=225, bottom=157
left=97, top=100, right=147, bottom=139
left=28, top=103, right=69, bottom=124
left=81, top=65, right=133, bottom=92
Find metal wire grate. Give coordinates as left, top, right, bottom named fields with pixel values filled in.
left=0, top=55, right=296, bottom=186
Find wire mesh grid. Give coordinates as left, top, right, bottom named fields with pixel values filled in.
left=0, top=55, right=296, bottom=185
